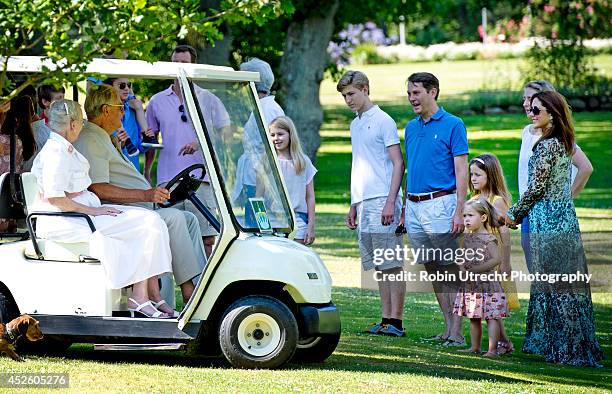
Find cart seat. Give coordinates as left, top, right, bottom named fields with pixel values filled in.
left=21, top=172, right=98, bottom=263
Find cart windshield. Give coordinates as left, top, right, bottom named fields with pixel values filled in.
left=187, top=79, right=292, bottom=233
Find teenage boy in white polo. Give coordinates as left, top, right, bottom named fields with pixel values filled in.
left=337, top=71, right=406, bottom=337
left=403, top=72, right=468, bottom=346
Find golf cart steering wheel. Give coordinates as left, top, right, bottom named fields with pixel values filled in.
left=159, top=164, right=206, bottom=208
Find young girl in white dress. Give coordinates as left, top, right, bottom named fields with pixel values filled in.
left=31, top=100, right=174, bottom=318
left=269, top=116, right=317, bottom=245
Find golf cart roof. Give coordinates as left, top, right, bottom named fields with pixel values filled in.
left=2, top=56, right=260, bottom=82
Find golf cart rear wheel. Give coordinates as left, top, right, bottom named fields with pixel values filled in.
left=0, top=293, right=18, bottom=324
left=219, top=295, right=298, bottom=369
left=293, top=333, right=340, bottom=363
left=18, top=335, right=72, bottom=355
left=1, top=292, right=72, bottom=354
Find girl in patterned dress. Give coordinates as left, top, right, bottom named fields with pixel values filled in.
left=469, top=153, right=519, bottom=355
left=454, top=198, right=509, bottom=357
left=501, top=91, right=603, bottom=367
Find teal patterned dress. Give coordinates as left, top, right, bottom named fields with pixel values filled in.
left=508, top=137, right=603, bottom=367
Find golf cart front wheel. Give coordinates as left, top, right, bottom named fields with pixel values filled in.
left=219, top=296, right=298, bottom=369
left=293, top=333, right=340, bottom=363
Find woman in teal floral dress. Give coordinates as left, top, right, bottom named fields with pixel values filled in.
left=502, top=91, right=603, bottom=367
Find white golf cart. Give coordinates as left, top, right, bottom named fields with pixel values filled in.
left=0, top=56, right=340, bottom=369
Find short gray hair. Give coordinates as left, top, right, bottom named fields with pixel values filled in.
left=48, top=99, right=83, bottom=132
left=524, top=80, right=555, bottom=93
left=240, top=57, right=274, bottom=94
left=85, top=84, right=118, bottom=119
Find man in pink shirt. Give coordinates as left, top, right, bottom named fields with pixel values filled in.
left=146, top=45, right=231, bottom=256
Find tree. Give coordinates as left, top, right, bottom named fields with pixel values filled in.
left=262, top=0, right=409, bottom=161
left=525, top=0, right=610, bottom=91
left=278, top=1, right=339, bottom=160
left=0, top=0, right=285, bottom=105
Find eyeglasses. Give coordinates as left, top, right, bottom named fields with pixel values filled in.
left=529, top=106, right=542, bottom=115
left=106, top=103, right=125, bottom=114
left=178, top=104, right=188, bottom=122
left=118, top=82, right=132, bottom=90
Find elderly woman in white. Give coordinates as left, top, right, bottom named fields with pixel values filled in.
left=31, top=100, right=175, bottom=318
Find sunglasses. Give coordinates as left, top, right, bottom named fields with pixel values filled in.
left=178, top=104, right=188, bottom=122
left=118, top=82, right=132, bottom=90
left=106, top=103, right=125, bottom=114
left=529, top=106, right=542, bottom=115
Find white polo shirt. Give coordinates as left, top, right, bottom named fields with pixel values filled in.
left=518, top=124, right=578, bottom=197
left=349, top=105, right=400, bottom=205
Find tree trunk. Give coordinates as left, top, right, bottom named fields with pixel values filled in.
left=189, top=0, right=232, bottom=66
left=195, top=32, right=232, bottom=66
left=279, top=1, right=339, bottom=162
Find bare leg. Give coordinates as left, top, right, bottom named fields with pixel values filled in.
left=147, top=276, right=176, bottom=315
left=444, top=263, right=463, bottom=342
left=130, top=280, right=159, bottom=316
left=386, top=267, right=406, bottom=319
left=497, top=320, right=514, bottom=354
left=180, top=280, right=195, bottom=304
left=378, top=272, right=392, bottom=319
left=458, top=318, right=481, bottom=353
left=203, top=236, right=215, bottom=258
left=484, top=319, right=501, bottom=357
left=144, top=149, right=155, bottom=184
left=425, top=262, right=451, bottom=339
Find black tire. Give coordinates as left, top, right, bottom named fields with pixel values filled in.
left=18, top=335, right=72, bottom=355
left=293, top=333, right=340, bottom=363
left=218, top=295, right=298, bottom=369
left=1, top=292, right=71, bottom=354
left=0, top=292, right=18, bottom=324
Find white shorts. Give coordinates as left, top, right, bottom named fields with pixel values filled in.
left=405, top=193, right=459, bottom=265
left=357, top=196, right=404, bottom=271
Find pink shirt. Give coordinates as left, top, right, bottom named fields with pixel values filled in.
left=146, top=85, right=231, bottom=184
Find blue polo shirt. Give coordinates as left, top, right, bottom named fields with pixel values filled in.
left=404, top=107, right=468, bottom=194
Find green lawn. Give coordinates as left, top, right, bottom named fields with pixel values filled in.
left=2, top=59, right=610, bottom=392
left=320, top=54, right=612, bottom=105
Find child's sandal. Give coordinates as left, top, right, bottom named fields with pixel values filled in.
left=496, top=340, right=514, bottom=355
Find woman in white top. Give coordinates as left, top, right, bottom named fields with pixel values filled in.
left=31, top=100, right=174, bottom=318
left=269, top=116, right=317, bottom=245
left=518, top=80, right=593, bottom=272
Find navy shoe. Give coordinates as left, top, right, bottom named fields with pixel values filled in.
left=380, top=324, right=406, bottom=337
left=124, top=138, right=139, bottom=157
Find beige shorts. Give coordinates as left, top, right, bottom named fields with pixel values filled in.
left=357, top=196, right=404, bottom=271
left=159, top=181, right=219, bottom=237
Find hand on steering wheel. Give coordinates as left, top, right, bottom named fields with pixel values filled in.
left=159, top=164, right=206, bottom=208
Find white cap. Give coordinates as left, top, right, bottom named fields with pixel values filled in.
left=240, top=57, right=274, bottom=94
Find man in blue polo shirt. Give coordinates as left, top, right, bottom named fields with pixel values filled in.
left=403, top=72, right=468, bottom=346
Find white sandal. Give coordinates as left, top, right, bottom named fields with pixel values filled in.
left=152, top=299, right=180, bottom=318
left=128, top=298, right=167, bottom=318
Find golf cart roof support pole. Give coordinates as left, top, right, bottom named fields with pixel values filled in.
left=175, top=68, right=239, bottom=329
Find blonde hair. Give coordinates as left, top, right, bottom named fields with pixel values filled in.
left=48, top=99, right=83, bottom=133
left=336, top=70, right=369, bottom=93
left=464, top=198, right=501, bottom=237
left=469, top=153, right=512, bottom=207
left=269, top=116, right=307, bottom=174
left=85, top=84, right=119, bottom=119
